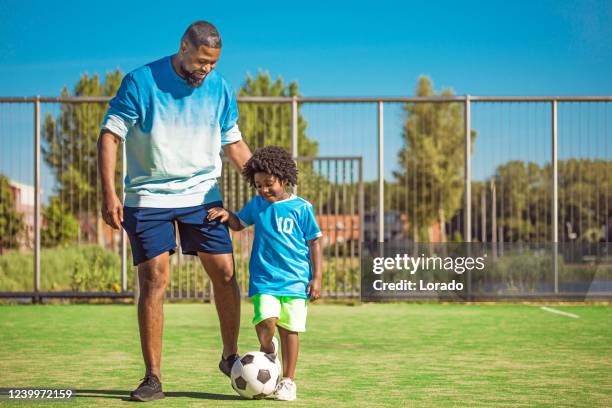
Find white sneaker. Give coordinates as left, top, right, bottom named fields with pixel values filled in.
left=274, top=378, right=297, bottom=401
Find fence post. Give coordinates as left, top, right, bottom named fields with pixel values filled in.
left=33, top=97, right=41, bottom=304
left=377, top=100, right=384, bottom=243
left=358, top=157, right=364, bottom=298
left=464, top=96, right=472, bottom=300
left=291, top=96, right=298, bottom=158
left=291, top=96, right=298, bottom=195
left=464, top=95, right=472, bottom=243
left=491, top=180, right=497, bottom=260
left=551, top=100, right=559, bottom=294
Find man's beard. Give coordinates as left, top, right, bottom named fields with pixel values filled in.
left=179, top=63, right=207, bottom=88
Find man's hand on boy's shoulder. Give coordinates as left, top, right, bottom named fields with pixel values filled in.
left=207, top=207, right=229, bottom=222
left=307, top=278, right=322, bottom=301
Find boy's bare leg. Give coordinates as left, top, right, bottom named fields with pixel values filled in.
left=278, top=326, right=299, bottom=379
left=256, top=317, right=278, bottom=354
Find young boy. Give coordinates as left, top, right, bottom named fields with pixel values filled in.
left=207, top=146, right=323, bottom=401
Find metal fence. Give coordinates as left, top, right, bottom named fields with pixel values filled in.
left=0, top=95, right=610, bottom=301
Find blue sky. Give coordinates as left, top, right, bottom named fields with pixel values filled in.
left=1, top=0, right=611, bottom=97
left=0, top=0, right=611, bottom=193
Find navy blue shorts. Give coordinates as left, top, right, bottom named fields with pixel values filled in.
left=122, top=201, right=233, bottom=266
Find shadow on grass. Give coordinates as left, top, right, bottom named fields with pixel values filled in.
left=75, top=389, right=244, bottom=401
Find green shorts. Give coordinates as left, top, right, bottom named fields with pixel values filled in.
left=252, top=294, right=309, bottom=333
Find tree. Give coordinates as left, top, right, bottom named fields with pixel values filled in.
left=43, top=70, right=123, bottom=244
left=238, top=71, right=318, bottom=156
left=232, top=71, right=321, bottom=207
left=0, top=174, right=24, bottom=250
left=394, top=76, right=477, bottom=242
left=556, top=159, right=611, bottom=242
left=492, top=161, right=546, bottom=242
left=478, top=158, right=611, bottom=243
left=42, top=196, right=79, bottom=247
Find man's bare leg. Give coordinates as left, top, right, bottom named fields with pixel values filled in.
left=137, top=252, right=170, bottom=379
left=198, top=252, right=240, bottom=358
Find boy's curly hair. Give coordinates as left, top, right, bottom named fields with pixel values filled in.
left=242, top=146, right=298, bottom=188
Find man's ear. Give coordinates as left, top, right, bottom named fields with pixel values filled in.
left=179, top=40, right=188, bottom=55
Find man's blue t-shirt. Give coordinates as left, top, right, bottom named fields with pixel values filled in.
left=237, top=195, right=322, bottom=298
left=101, top=56, right=242, bottom=208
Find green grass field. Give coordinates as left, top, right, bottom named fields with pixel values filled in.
left=1, top=303, right=611, bottom=407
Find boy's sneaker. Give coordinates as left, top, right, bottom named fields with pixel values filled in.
left=219, top=353, right=240, bottom=377
left=129, top=374, right=164, bottom=402
left=274, top=378, right=297, bottom=401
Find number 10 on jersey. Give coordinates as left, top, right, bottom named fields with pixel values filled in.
left=276, top=217, right=294, bottom=234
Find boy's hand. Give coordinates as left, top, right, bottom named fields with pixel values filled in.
left=207, top=207, right=229, bottom=222
left=307, top=278, right=322, bottom=301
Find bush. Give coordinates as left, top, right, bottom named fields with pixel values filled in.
left=0, top=174, right=24, bottom=249
left=477, top=250, right=556, bottom=292
left=41, top=197, right=79, bottom=247
left=0, top=244, right=125, bottom=292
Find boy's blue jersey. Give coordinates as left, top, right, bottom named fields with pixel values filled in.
left=236, top=195, right=322, bottom=298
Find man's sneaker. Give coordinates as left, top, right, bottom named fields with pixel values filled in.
left=219, top=353, right=239, bottom=377
left=129, top=374, right=164, bottom=402
left=274, top=377, right=297, bottom=401
left=263, top=336, right=282, bottom=378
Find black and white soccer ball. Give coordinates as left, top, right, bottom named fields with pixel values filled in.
left=230, top=351, right=280, bottom=399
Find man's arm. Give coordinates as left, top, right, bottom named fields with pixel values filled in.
left=223, top=140, right=252, bottom=173
left=97, top=131, right=123, bottom=230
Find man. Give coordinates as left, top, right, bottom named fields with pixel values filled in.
left=97, top=21, right=251, bottom=402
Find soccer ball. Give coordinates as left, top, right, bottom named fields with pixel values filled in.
left=230, top=351, right=280, bottom=399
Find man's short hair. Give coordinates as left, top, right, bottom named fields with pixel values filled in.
left=183, top=21, right=222, bottom=49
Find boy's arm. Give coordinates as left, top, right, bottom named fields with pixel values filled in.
left=307, top=237, right=323, bottom=301
left=207, top=207, right=246, bottom=231
left=226, top=210, right=246, bottom=231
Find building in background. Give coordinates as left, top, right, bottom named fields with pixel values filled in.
left=317, top=214, right=360, bottom=247
left=8, top=180, right=35, bottom=249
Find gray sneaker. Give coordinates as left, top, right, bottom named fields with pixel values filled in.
left=129, top=374, right=164, bottom=402
left=219, top=353, right=239, bottom=377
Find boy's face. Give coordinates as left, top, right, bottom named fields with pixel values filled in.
left=254, top=172, right=289, bottom=203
